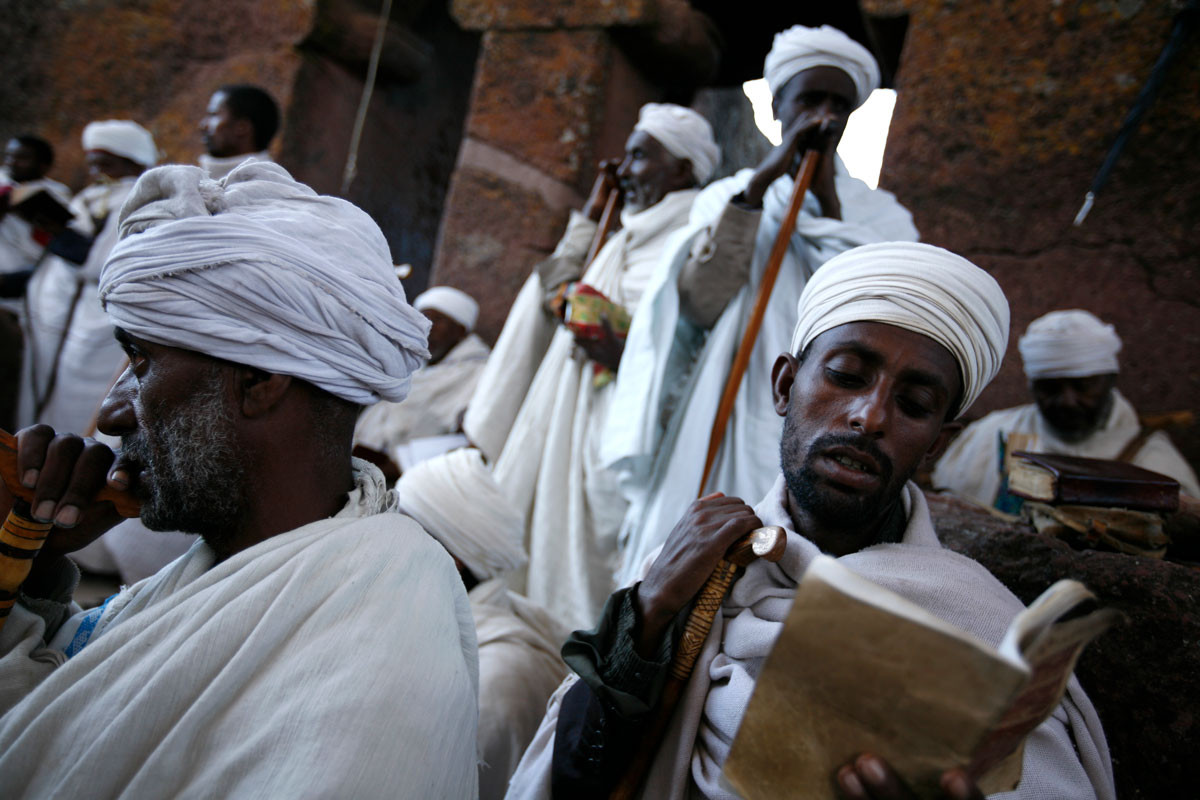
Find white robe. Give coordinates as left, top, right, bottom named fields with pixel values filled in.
left=464, top=189, right=699, bottom=630
left=0, top=461, right=480, bottom=799
left=0, top=174, right=71, bottom=316
left=472, top=577, right=570, bottom=800
left=354, top=333, right=490, bottom=454
left=605, top=162, right=918, bottom=585
left=18, top=178, right=136, bottom=433
left=505, top=478, right=1116, bottom=800
left=199, top=151, right=273, bottom=181
left=932, top=391, right=1200, bottom=506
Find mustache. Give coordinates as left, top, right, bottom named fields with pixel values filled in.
left=806, top=432, right=893, bottom=481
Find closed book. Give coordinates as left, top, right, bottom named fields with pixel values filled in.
left=1008, top=451, right=1180, bottom=512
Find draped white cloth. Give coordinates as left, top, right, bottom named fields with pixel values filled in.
left=18, top=178, right=137, bottom=432
left=0, top=174, right=71, bottom=314
left=1017, top=309, right=1121, bottom=380
left=101, top=162, right=430, bottom=405
left=932, top=392, right=1200, bottom=504
left=0, top=461, right=480, bottom=799
left=198, top=151, right=273, bottom=181
left=82, top=120, right=158, bottom=167
left=472, top=577, right=570, bottom=800
left=763, top=25, right=881, bottom=110
left=605, top=163, right=918, bottom=585
left=634, top=104, right=720, bottom=184
left=506, top=478, right=1116, bottom=800
left=415, top=286, right=480, bottom=331
left=464, top=189, right=699, bottom=629
left=354, top=333, right=490, bottom=454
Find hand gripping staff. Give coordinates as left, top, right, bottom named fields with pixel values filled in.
left=0, top=429, right=140, bottom=634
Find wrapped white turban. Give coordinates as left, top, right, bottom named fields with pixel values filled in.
left=395, top=448, right=527, bottom=581
left=763, top=25, right=880, bottom=111
left=414, top=286, right=479, bottom=333
left=790, top=242, right=1010, bottom=417
left=82, top=120, right=158, bottom=167
left=633, top=103, right=721, bottom=184
left=100, top=162, right=430, bottom=405
left=1018, top=309, right=1121, bottom=380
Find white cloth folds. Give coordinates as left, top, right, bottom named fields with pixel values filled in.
left=415, top=285, right=480, bottom=332
left=100, top=162, right=430, bottom=405
left=790, top=241, right=1010, bottom=417
left=1018, top=309, right=1121, bottom=380
left=763, top=25, right=881, bottom=110
left=82, top=120, right=158, bottom=166
left=634, top=104, right=720, bottom=184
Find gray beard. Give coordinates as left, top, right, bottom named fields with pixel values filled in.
left=122, top=381, right=246, bottom=543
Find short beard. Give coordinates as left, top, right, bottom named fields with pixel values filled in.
left=122, top=376, right=247, bottom=544
left=780, top=416, right=898, bottom=532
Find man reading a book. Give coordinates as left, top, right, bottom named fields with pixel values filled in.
left=507, top=242, right=1114, bottom=800
left=933, top=308, right=1199, bottom=508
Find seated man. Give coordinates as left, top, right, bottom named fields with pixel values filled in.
left=933, top=308, right=1200, bottom=508
left=507, top=242, right=1114, bottom=799
left=198, top=84, right=280, bottom=179
left=354, top=285, right=490, bottom=474
left=0, top=162, right=479, bottom=797
left=395, top=447, right=569, bottom=800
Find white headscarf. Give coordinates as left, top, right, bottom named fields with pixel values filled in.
left=763, top=24, right=881, bottom=110
left=1018, top=309, right=1121, bottom=380
left=82, top=120, right=158, bottom=167
left=395, top=448, right=527, bottom=581
left=414, top=286, right=479, bottom=333
left=790, top=241, right=1010, bottom=417
left=633, top=103, right=721, bottom=184
left=100, top=162, right=430, bottom=405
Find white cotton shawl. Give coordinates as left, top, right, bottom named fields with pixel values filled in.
left=396, top=446, right=528, bottom=581
left=99, top=162, right=430, bottom=405
left=763, top=25, right=880, bottom=110
left=0, top=461, right=480, bottom=799
left=790, top=241, right=1010, bottom=417
left=1018, top=309, right=1121, bottom=380
left=505, top=478, right=1116, bottom=800
left=634, top=103, right=721, bottom=184
left=605, top=163, right=918, bottom=586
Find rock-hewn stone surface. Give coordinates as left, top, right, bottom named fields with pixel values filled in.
left=885, top=1, right=1200, bottom=466
left=452, top=0, right=653, bottom=31
left=928, top=492, right=1200, bottom=800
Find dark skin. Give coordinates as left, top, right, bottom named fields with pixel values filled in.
left=743, top=66, right=858, bottom=219
left=633, top=322, right=980, bottom=800
left=5, top=140, right=50, bottom=183
left=1030, top=374, right=1117, bottom=443
left=423, top=308, right=468, bottom=366
left=6, top=330, right=356, bottom=590
left=199, top=91, right=257, bottom=158
left=571, top=131, right=695, bottom=372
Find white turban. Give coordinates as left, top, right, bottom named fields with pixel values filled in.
left=100, top=162, right=430, bottom=405
left=395, top=448, right=527, bottom=581
left=633, top=103, right=721, bottom=184
left=414, top=286, right=479, bottom=333
left=790, top=242, right=1010, bottom=417
left=82, top=120, right=158, bottom=167
left=1018, top=309, right=1121, bottom=380
left=763, top=25, right=880, bottom=111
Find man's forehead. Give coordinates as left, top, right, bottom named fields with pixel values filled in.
left=777, top=65, right=857, bottom=102
left=809, top=322, right=960, bottom=384
left=624, top=129, right=666, bottom=155
left=207, top=92, right=230, bottom=113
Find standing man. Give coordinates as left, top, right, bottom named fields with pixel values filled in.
left=508, top=242, right=1114, bottom=800
left=198, top=84, right=280, bottom=179
left=933, top=308, right=1200, bottom=507
left=606, top=25, right=920, bottom=583
left=0, top=162, right=479, bottom=798
left=464, top=103, right=720, bottom=629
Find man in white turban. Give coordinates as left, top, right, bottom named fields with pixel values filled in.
left=604, top=24, right=920, bottom=585
left=464, top=102, right=721, bottom=629
left=934, top=309, right=1199, bottom=507
left=508, top=242, right=1114, bottom=800
left=0, top=162, right=479, bottom=798
left=396, top=448, right=569, bottom=800
left=354, top=285, right=491, bottom=476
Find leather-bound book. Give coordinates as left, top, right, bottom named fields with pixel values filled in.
left=1008, top=451, right=1180, bottom=512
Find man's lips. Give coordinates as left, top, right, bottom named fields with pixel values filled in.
left=822, top=445, right=880, bottom=475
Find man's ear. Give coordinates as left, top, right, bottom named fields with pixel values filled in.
left=235, top=367, right=293, bottom=418
left=771, top=353, right=798, bottom=417
left=920, top=420, right=963, bottom=468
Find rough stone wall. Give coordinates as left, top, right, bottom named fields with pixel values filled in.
left=882, top=0, right=1200, bottom=466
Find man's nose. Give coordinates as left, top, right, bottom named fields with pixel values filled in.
left=96, top=367, right=137, bottom=437
left=848, top=387, right=889, bottom=438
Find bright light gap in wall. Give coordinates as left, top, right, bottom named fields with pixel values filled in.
left=742, top=79, right=897, bottom=190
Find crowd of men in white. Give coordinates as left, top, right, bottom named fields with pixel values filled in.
left=0, top=22, right=1194, bottom=800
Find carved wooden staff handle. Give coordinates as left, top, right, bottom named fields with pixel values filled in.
left=584, top=184, right=621, bottom=267
left=0, top=429, right=141, bottom=518
left=609, top=525, right=787, bottom=800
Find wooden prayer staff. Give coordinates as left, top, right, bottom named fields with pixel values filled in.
left=584, top=182, right=622, bottom=267
left=0, top=429, right=140, bottom=634
left=609, top=525, right=787, bottom=800
left=697, top=148, right=820, bottom=495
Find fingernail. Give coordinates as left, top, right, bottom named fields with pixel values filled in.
left=108, top=469, right=129, bottom=488
left=55, top=505, right=80, bottom=528
left=22, top=469, right=38, bottom=488
left=33, top=500, right=56, bottom=522
left=837, top=767, right=864, bottom=797
left=859, top=756, right=887, bottom=785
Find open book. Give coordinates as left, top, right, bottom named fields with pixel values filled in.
left=722, top=555, right=1120, bottom=799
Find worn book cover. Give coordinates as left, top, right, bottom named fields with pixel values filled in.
left=1008, top=451, right=1179, bottom=512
